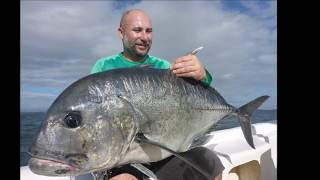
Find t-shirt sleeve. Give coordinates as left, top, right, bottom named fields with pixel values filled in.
left=200, top=69, right=213, bottom=86
left=161, top=60, right=172, bottom=69
left=90, top=60, right=103, bottom=74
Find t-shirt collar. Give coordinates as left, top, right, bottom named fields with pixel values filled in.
left=119, top=52, right=149, bottom=64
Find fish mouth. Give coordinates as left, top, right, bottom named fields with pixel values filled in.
left=28, top=145, right=89, bottom=176
left=28, top=150, right=89, bottom=176
left=28, top=156, right=80, bottom=176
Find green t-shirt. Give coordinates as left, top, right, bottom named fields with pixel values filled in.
left=90, top=53, right=212, bottom=86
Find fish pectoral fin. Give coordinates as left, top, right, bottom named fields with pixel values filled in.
left=117, top=95, right=149, bottom=126
left=135, top=133, right=213, bottom=180
left=115, top=95, right=142, bottom=145
left=116, top=95, right=140, bottom=126
left=131, top=163, right=158, bottom=180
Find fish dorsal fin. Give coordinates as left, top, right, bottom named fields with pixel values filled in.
left=136, top=64, right=154, bottom=68
left=135, top=133, right=212, bottom=180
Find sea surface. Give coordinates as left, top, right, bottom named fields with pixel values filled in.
left=20, top=110, right=277, bottom=166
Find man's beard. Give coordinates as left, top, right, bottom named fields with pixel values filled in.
left=123, top=37, right=151, bottom=58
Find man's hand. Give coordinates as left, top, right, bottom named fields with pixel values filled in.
left=171, top=55, right=206, bottom=81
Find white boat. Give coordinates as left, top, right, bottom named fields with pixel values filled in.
left=20, top=122, right=277, bottom=180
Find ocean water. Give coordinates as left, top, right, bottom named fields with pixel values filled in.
left=20, top=110, right=277, bottom=166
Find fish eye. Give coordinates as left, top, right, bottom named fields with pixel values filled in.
left=64, top=111, right=82, bottom=128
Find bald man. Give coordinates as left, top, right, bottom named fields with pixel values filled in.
left=90, top=9, right=223, bottom=180
left=91, top=9, right=213, bottom=86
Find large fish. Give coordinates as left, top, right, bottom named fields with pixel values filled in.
left=28, top=66, right=268, bottom=178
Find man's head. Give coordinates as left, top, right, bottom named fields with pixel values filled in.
left=118, top=9, right=153, bottom=62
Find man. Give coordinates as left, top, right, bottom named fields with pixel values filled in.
left=91, top=9, right=212, bottom=86
left=90, top=9, right=223, bottom=180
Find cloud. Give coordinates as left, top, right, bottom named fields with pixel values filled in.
left=21, top=1, right=277, bottom=111
left=221, top=73, right=234, bottom=80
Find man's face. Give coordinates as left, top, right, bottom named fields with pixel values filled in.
left=120, top=11, right=153, bottom=60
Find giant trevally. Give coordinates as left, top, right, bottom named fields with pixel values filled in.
left=28, top=66, right=269, bottom=178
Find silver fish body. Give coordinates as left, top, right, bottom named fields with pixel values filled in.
left=28, top=66, right=268, bottom=176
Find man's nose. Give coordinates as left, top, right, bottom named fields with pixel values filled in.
left=140, top=31, right=149, bottom=41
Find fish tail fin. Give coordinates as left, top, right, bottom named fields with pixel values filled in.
left=237, top=95, right=269, bottom=149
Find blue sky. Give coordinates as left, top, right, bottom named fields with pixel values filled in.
left=21, top=0, right=277, bottom=112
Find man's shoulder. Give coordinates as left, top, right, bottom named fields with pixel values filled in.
left=96, top=54, right=120, bottom=64
left=90, top=54, right=121, bottom=74
left=147, top=55, right=171, bottom=69
left=148, top=55, right=168, bottom=63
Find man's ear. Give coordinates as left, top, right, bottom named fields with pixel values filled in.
left=118, top=27, right=124, bottom=39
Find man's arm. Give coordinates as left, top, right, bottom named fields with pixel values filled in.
left=201, top=69, right=213, bottom=86
left=171, top=54, right=213, bottom=86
